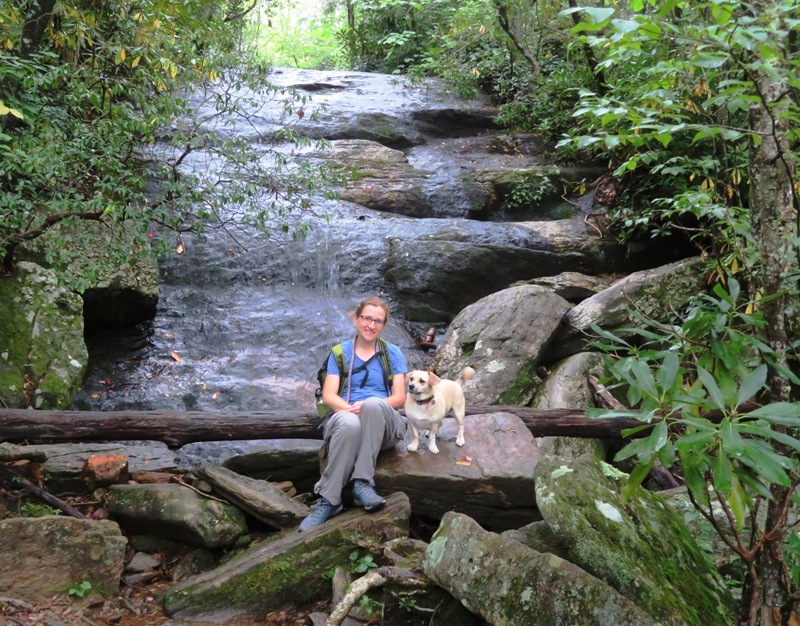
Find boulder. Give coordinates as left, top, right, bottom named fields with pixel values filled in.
left=193, top=463, right=310, bottom=530
left=385, top=220, right=624, bottom=322
left=533, top=351, right=607, bottom=460
left=545, top=257, right=706, bottom=362
left=163, top=492, right=412, bottom=622
left=523, top=271, right=613, bottom=303
left=533, top=454, right=736, bottom=626
left=376, top=412, right=541, bottom=532
left=424, top=512, right=659, bottom=626
left=434, top=285, right=571, bottom=404
left=500, top=520, right=570, bottom=561
left=0, top=262, right=88, bottom=409
left=0, top=517, right=126, bottom=601
left=107, top=483, right=248, bottom=548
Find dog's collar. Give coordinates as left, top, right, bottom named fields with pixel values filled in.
left=414, top=395, right=436, bottom=406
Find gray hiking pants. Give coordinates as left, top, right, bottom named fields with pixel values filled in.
left=314, top=396, right=407, bottom=506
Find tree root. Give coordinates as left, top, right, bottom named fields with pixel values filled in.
left=325, top=566, right=429, bottom=626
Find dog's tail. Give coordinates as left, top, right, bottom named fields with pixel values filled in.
left=456, top=366, right=475, bottom=386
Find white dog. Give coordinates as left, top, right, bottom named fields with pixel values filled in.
left=404, top=367, right=474, bottom=454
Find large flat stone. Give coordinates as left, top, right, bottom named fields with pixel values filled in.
left=376, top=412, right=540, bottom=531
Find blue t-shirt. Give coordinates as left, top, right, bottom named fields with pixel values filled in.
left=326, top=339, right=407, bottom=403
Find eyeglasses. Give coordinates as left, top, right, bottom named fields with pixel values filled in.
left=359, top=315, right=385, bottom=327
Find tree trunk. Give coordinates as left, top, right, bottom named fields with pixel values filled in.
left=20, top=0, right=57, bottom=58
left=748, top=5, right=798, bottom=622
left=0, top=406, right=644, bottom=447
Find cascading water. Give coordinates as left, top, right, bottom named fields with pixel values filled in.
left=75, top=68, right=574, bottom=415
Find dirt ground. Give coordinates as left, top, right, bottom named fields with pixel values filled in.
left=0, top=583, right=325, bottom=626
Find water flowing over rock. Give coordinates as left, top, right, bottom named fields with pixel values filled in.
left=74, top=68, right=628, bottom=413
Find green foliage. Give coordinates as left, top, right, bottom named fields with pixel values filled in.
left=349, top=549, right=378, bottom=574
left=504, top=177, right=556, bottom=210
left=555, top=1, right=796, bottom=248
left=249, top=1, right=347, bottom=69
left=0, top=0, right=341, bottom=288
left=67, top=580, right=92, bottom=598
left=398, top=595, right=417, bottom=612
left=589, top=274, right=800, bottom=609
left=356, top=594, right=382, bottom=617
left=20, top=501, right=61, bottom=517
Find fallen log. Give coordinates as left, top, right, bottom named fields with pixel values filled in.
left=0, top=406, right=647, bottom=448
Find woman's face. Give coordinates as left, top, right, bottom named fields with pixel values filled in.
left=355, top=304, right=387, bottom=342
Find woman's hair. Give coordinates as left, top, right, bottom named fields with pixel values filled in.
left=351, top=296, right=390, bottom=323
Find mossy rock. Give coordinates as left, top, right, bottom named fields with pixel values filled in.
left=534, top=455, right=736, bottom=626
left=0, top=262, right=87, bottom=409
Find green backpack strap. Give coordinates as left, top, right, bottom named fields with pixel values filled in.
left=376, top=337, right=394, bottom=393
left=330, top=343, right=347, bottom=396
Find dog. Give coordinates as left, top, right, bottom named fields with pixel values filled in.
left=404, top=367, right=474, bottom=454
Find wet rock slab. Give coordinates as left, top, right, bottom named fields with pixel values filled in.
left=376, top=412, right=541, bottom=532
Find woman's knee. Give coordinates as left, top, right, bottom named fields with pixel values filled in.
left=361, top=397, right=387, bottom=414
left=329, top=411, right=361, bottom=440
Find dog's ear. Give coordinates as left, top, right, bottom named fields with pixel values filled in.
left=428, top=372, right=441, bottom=385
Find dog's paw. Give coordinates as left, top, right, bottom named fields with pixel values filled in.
left=407, top=441, right=419, bottom=453
left=456, top=436, right=465, bottom=447
left=429, top=443, right=439, bottom=454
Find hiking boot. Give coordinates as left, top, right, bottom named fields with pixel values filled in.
left=352, top=479, right=385, bottom=512
left=299, top=497, right=343, bottom=532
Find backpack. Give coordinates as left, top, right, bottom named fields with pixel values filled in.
left=315, top=338, right=394, bottom=417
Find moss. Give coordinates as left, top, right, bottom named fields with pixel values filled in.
left=499, top=360, right=541, bottom=405
left=536, top=456, right=736, bottom=626
left=164, top=528, right=389, bottom=616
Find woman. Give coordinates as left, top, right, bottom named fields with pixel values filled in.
left=300, top=296, right=407, bottom=532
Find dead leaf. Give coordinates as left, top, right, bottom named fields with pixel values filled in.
left=456, top=461, right=471, bottom=466
left=212, top=391, right=220, bottom=399
left=170, top=351, right=182, bottom=362
left=297, top=109, right=305, bottom=120
left=165, top=332, right=175, bottom=339
left=460, top=455, right=472, bottom=462
left=176, top=241, right=185, bottom=255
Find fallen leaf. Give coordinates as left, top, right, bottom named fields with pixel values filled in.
left=202, top=383, right=207, bottom=390
left=170, top=351, right=182, bottom=362
left=91, top=393, right=100, bottom=398
left=297, top=109, right=304, bottom=120
left=460, top=455, right=472, bottom=462
left=149, top=230, right=155, bottom=238
left=176, top=242, right=185, bottom=255
left=212, top=391, right=220, bottom=399
left=456, top=461, right=471, bottom=466
left=165, top=332, right=175, bottom=339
